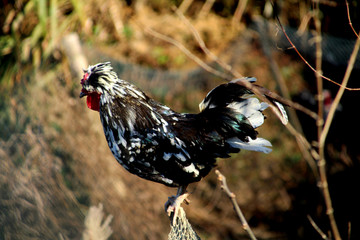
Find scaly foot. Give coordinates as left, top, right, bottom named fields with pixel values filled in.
left=164, top=186, right=190, bottom=225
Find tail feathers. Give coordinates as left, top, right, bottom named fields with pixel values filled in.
left=226, top=98, right=268, bottom=129
left=199, top=77, right=268, bottom=130
left=199, top=77, right=256, bottom=112
left=199, top=77, right=272, bottom=154
left=226, top=137, right=272, bottom=154
left=231, top=78, right=289, bottom=125
left=273, top=101, right=288, bottom=125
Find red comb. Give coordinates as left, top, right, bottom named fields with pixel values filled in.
left=81, top=73, right=89, bottom=85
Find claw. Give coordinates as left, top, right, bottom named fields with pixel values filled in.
left=164, top=186, right=189, bottom=225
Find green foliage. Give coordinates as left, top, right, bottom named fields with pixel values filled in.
left=123, top=24, right=133, bottom=40
left=174, top=54, right=186, bottom=66
left=152, top=46, right=170, bottom=66
left=0, top=0, right=86, bottom=91
left=285, top=152, right=302, bottom=165
left=0, top=36, right=15, bottom=56
left=50, top=121, right=63, bottom=133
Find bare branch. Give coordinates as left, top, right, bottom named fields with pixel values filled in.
left=235, top=80, right=318, bottom=120
left=307, top=215, right=329, bottom=240
left=198, top=0, right=215, bottom=19
left=143, top=11, right=320, bottom=125
left=274, top=9, right=360, bottom=91
left=313, top=2, right=341, bottom=239
left=317, top=26, right=360, bottom=240
left=174, top=8, right=314, bottom=125
left=345, top=0, right=359, bottom=39
left=314, top=1, right=325, bottom=142
left=178, top=0, right=193, bottom=14
left=320, top=29, right=360, bottom=150
left=142, top=21, right=290, bottom=125
left=142, top=26, right=232, bottom=80
left=173, top=8, right=242, bottom=78
left=215, top=170, right=257, bottom=240
left=232, top=0, right=248, bottom=26
left=284, top=122, right=319, bottom=178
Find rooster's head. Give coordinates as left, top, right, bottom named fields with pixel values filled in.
left=80, top=62, right=118, bottom=111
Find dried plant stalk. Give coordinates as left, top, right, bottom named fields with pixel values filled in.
left=215, top=170, right=257, bottom=240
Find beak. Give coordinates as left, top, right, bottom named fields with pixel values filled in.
left=79, top=89, right=88, bottom=98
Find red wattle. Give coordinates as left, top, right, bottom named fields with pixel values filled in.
left=86, top=92, right=101, bottom=111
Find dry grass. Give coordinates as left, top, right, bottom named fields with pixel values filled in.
left=0, top=128, right=84, bottom=239
left=83, top=204, right=113, bottom=240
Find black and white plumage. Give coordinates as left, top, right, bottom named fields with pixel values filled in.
left=80, top=62, right=286, bottom=219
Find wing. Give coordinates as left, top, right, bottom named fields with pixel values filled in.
left=100, top=96, right=215, bottom=187
left=124, top=108, right=216, bottom=187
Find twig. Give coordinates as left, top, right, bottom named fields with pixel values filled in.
left=232, top=0, right=248, bottom=26
left=314, top=1, right=324, bottom=142
left=108, top=0, right=124, bottom=41
left=319, top=30, right=360, bottom=154
left=297, top=11, right=314, bottom=34
left=312, top=4, right=333, bottom=236
left=284, top=122, right=319, bottom=178
left=257, top=17, right=307, bottom=136
left=178, top=0, right=193, bottom=14
left=345, top=0, right=359, bottom=39
left=235, top=80, right=318, bottom=121
left=255, top=16, right=324, bottom=178
left=313, top=1, right=341, bottom=239
left=312, top=3, right=330, bottom=223
left=144, top=11, right=318, bottom=125
left=307, top=215, right=329, bottom=240
left=273, top=2, right=359, bottom=239
left=274, top=8, right=360, bottom=91
left=173, top=8, right=242, bottom=78
left=142, top=22, right=286, bottom=124
left=215, top=170, right=257, bottom=240
left=174, top=5, right=310, bottom=127
left=143, top=26, right=232, bottom=80
left=319, top=22, right=360, bottom=240
left=275, top=3, right=356, bottom=236
left=198, top=0, right=215, bottom=19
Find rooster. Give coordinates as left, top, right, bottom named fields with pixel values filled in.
left=80, top=62, right=287, bottom=223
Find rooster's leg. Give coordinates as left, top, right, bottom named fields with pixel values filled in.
left=165, top=185, right=190, bottom=225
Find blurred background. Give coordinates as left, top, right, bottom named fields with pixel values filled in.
left=1, top=0, right=360, bottom=239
